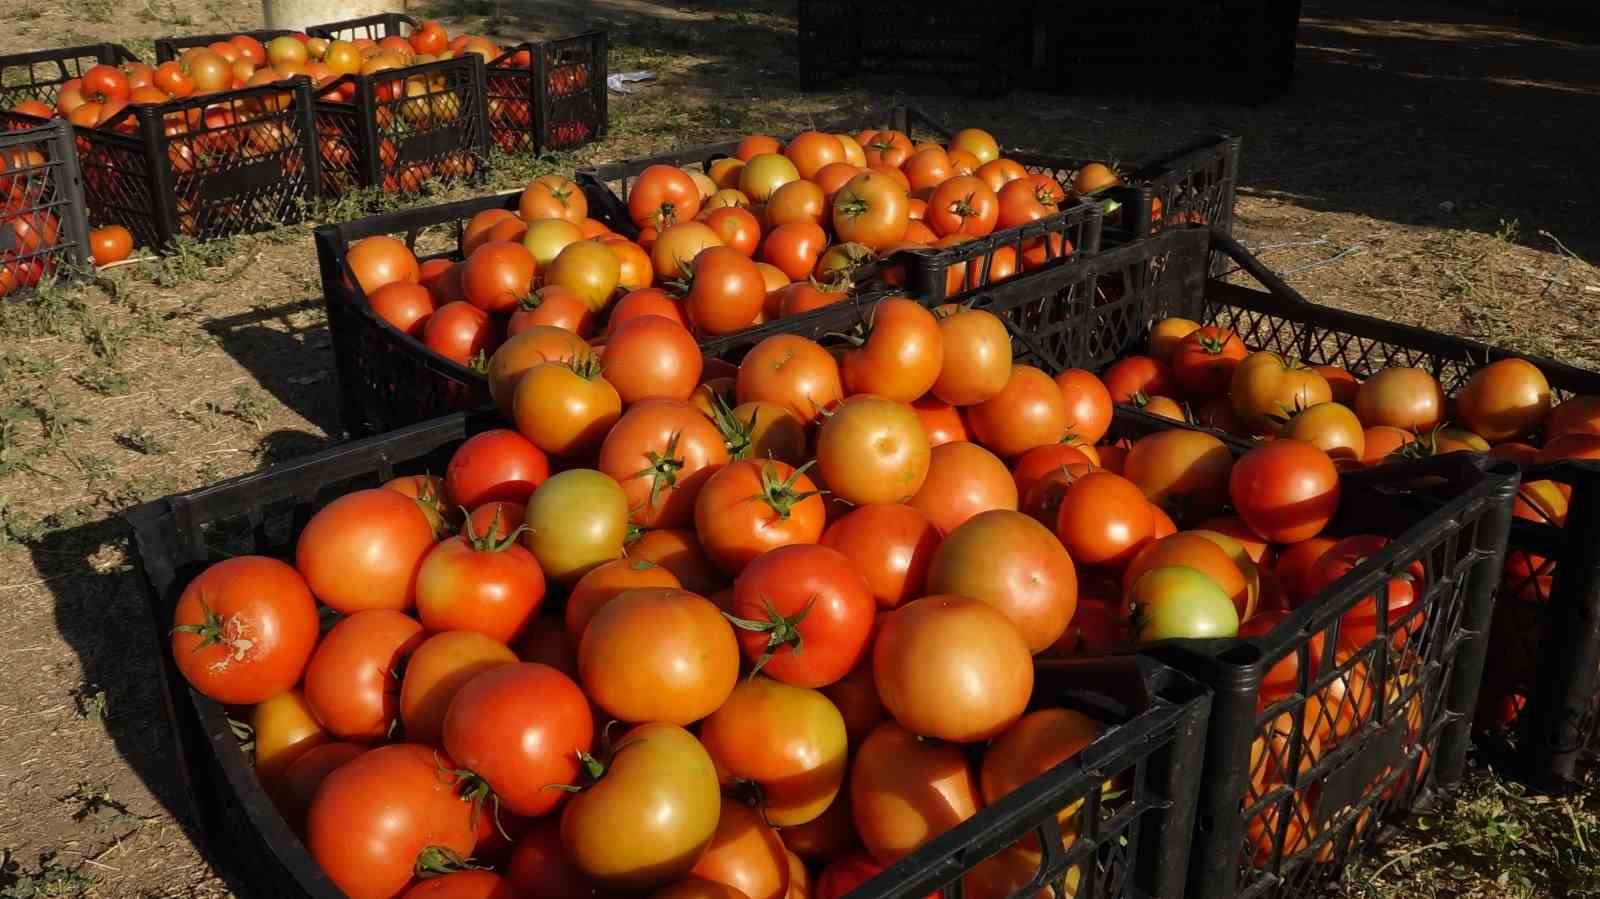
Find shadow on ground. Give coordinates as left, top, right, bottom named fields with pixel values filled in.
left=203, top=299, right=344, bottom=449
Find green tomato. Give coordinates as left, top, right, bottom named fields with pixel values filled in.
left=1131, top=565, right=1240, bottom=642
left=523, top=469, right=628, bottom=584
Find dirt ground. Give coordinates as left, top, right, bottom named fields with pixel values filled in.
left=1, top=1, right=1598, bottom=897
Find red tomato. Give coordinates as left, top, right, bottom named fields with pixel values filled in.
left=686, top=245, right=765, bottom=335
left=1101, top=356, right=1175, bottom=404
left=445, top=429, right=550, bottom=509
left=296, top=489, right=438, bottom=612
left=911, top=394, right=970, bottom=446
left=627, top=527, right=729, bottom=596
left=966, top=364, right=1069, bottom=458
left=1306, top=535, right=1425, bottom=651
left=908, top=441, right=1018, bottom=535
left=630, top=164, right=703, bottom=229
left=700, top=676, right=849, bottom=826
left=926, top=510, right=1078, bottom=653
left=926, top=175, right=999, bottom=237
left=821, top=504, right=941, bottom=609
left=307, top=744, right=476, bottom=899
left=689, top=798, right=792, bottom=899
left=1170, top=326, right=1247, bottom=397
left=170, top=556, right=318, bottom=704
left=601, top=315, right=703, bottom=404
left=1229, top=440, right=1341, bottom=543
left=578, top=588, right=740, bottom=724
left=695, top=460, right=827, bottom=575
left=1054, top=369, right=1113, bottom=444
left=873, top=596, right=1033, bottom=742
left=851, top=720, right=981, bottom=862
left=815, top=395, right=932, bottom=505
left=1274, top=536, right=1342, bottom=604
left=839, top=298, right=943, bottom=403
left=401, top=871, right=519, bottom=899
left=506, top=820, right=604, bottom=899
left=1054, top=471, right=1155, bottom=567
left=565, top=557, right=682, bottom=645
left=736, top=335, right=843, bottom=424
left=303, top=610, right=425, bottom=742
left=398, top=631, right=517, bottom=745
left=1010, top=443, right=1094, bottom=500
left=729, top=543, right=875, bottom=687
left=442, top=663, right=593, bottom=817
left=598, top=399, right=730, bottom=528
left=415, top=525, right=546, bottom=644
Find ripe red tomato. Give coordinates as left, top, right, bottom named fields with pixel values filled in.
left=874, top=595, right=1033, bottom=742
left=601, top=315, right=703, bottom=404
left=1054, top=471, right=1154, bottom=567
left=505, top=820, right=603, bottom=899
left=565, top=558, right=682, bottom=645
left=927, top=175, right=1000, bottom=237
left=761, top=222, right=828, bottom=281
left=1170, top=326, right=1247, bottom=397
left=445, top=429, right=551, bottom=508
left=686, top=245, right=765, bottom=334
left=1054, top=369, right=1113, bottom=444
left=821, top=504, right=941, bottom=609
left=840, top=298, right=943, bottom=402
left=369, top=281, right=436, bottom=336
left=1229, top=440, right=1341, bottom=544
left=508, top=285, right=594, bottom=337
left=598, top=398, right=730, bottom=528
left=560, top=723, right=721, bottom=892
left=296, top=488, right=438, bottom=612
left=1101, top=355, right=1176, bottom=404
left=908, top=441, right=1018, bottom=535
left=170, top=556, right=319, bottom=704
left=626, top=527, right=728, bottom=596
left=1122, top=429, right=1235, bottom=517
left=690, top=798, right=792, bottom=899
left=926, top=510, right=1078, bottom=653
left=578, top=587, right=739, bottom=724
left=1547, top=395, right=1600, bottom=441
left=303, top=610, right=426, bottom=741
left=462, top=240, right=536, bottom=313
left=1353, top=367, right=1444, bottom=432
left=695, top=460, right=827, bottom=574
left=1010, top=443, right=1092, bottom=499
left=932, top=308, right=1012, bottom=405
left=816, top=396, right=932, bottom=505
left=401, top=871, right=519, bottom=899
left=851, top=719, right=981, bottom=862
left=415, top=525, right=546, bottom=644
left=967, top=365, right=1069, bottom=458
left=441, top=663, right=593, bottom=817
left=347, top=234, right=420, bottom=296
left=700, top=676, right=849, bottom=827
left=630, top=164, right=703, bottom=229
left=729, top=543, right=875, bottom=687
left=398, top=630, right=516, bottom=745
left=911, top=394, right=970, bottom=446
left=272, top=742, right=365, bottom=834
left=736, top=335, right=843, bottom=424
left=423, top=301, right=498, bottom=366
left=831, top=171, right=909, bottom=250
left=307, top=744, right=477, bottom=899
left=1307, top=535, right=1425, bottom=651
left=979, top=707, right=1102, bottom=832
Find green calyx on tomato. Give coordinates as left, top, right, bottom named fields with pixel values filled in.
left=725, top=594, right=817, bottom=677
left=412, top=845, right=484, bottom=879
left=705, top=391, right=760, bottom=461
left=169, top=594, right=245, bottom=656
left=458, top=504, right=528, bottom=551
left=754, top=460, right=823, bottom=520
left=434, top=756, right=510, bottom=841
left=630, top=430, right=688, bottom=514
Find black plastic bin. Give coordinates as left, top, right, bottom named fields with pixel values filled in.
left=797, top=0, right=1032, bottom=96
left=0, top=44, right=322, bottom=247
left=0, top=117, right=92, bottom=296
left=302, top=13, right=607, bottom=156
left=126, top=406, right=1214, bottom=899
left=153, top=34, right=491, bottom=198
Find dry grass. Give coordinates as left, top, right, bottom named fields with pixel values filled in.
left=1, top=0, right=1598, bottom=896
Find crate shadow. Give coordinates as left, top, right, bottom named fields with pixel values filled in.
left=202, top=299, right=345, bottom=442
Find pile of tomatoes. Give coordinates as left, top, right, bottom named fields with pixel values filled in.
left=349, top=124, right=1124, bottom=374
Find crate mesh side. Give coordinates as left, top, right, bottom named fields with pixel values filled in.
left=0, top=46, right=120, bottom=108
left=487, top=33, right=605, bottom=155
left=0, top=119, right=87, bottom=295
left=318, top=59, right=486, bottom=196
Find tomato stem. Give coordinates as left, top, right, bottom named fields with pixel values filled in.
left=460, top=504, right=530, bottom=552
left=414, top=846, right=484, bottom=879
left=629, top=430, right=687, bottom=515
left=749, top=460, right=822, bottom=520
left=724, top=594, right=817, bottom=678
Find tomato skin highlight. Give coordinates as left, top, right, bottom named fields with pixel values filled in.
left=820, top=504, right=941, bottom=609
left=578, top=587, right=740, bottom=724
left=442, top=662, right=594, bottom=817
left=1229, top=439, right=1341, bottom=544
left=170, top=555, right=319, bottom=705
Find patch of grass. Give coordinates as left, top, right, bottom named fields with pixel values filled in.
left=69, top=683, right=109, bottom=722
left=115, top=427, right=171, bottom=456
left=0, top=281, right=87, bottom=341
left=79, top=313, right=130, bottom=363
left=74, top=364, right=131, bottom=397
left=0, top=351, right=59, bottom=384
left=143, top=236, right=237, bottom=289
left=227, top=385, right=272, bottom=431
left=0, top=850, right=92, bottom=898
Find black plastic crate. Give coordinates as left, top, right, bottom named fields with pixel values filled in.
left=153, top=35, right=492, bottom=198
left=575, top=107, right=1106, bottom=304
left=0, top=117, right=92, bottom=296
left=303, top=13, right=607, bottom=156
left=1100, top=404, right=1519, bottom=899
left=0, top=42, right=136, bottom=110
left=126, top=407, right=1213, bottom=899
left=1, top=46, right=323, bottom=247
left=1036, top=0, right=1302, bottom=104
left=798, top=0, right=1031, bottom=96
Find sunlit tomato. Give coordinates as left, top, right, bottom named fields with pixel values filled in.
left=980, top=707, right=1101, bottom=840
left=561, top=722, right=720, bottom=891
left=1266, top=403, right=1361, bottom=470
left=399, top=630, right=516, bottom=745
left=442, top=662, right=592, bottom=817
left=701, top=677, right=848, bottom=829
left=565, top=558, right=681, bottom=645
left=307, top=744, right=476, bottom=899
left=684, top=799, right=791, bottom=899
left=461, top=240, right=536, bottom=313
left=415, top=524, right=546, bottom=644
left=902, top=146, right=952, bottom=192
left=521, top=468, right=628, bottom=583
left=630, top=164, right=703, bottom=229
left=296, top=489, right=437, bottom=613
left=652, top=221, right=723, bottom=282
left=627, top=528, right=727, bottom=596
left=832, top=171, right=909, bottom=250
left=911, top=394, right=969, bottom=446
left=506, top=285, right=592, bottom=337
left=346, top=234, right=419, bottom=295
left=1308, top=535, right=1424, bottom=651
left=812, top=162, right=863, bottom=203
left=366, top=280, right=435, bottom=336
left=1101, top=355, right=1176, bottom=404
left=761, top=222, right=829, bottom=281
left=763, top=179, right=826, bottom=229
left=816, top=396, right=931, bottom=505
left=857, top=129, right=913, bottom=167
left=546, top=241, right=621, bottom=312
left=252, top=689, right=327, bottom=788
left=968, top=158, right=1023, bottom=195
left=736, top=334, right=842, bottom=423
left=520, top=174, right=588, bottom=223
left=486, top=323, right=588, bottom=414
left=303, top=610, right=425, bottom=741
left=700, top=205, right=761, bottom=257
left=522, top=218, right=584, bottom=269
left=1270, top=536, right=1341, bottom=606
left=931, top=307, right=1012, bottom=405
left=1454, top=358, right=1551, bottom=442
left=740, top=152, right=801, bottom=204
left=423, top=301, right=497, bottom=366
left=874, top=595, right=1032, bottom=742
left=1360, top=425, right=1416, bottom=464
left=1230, top=352, right=1333, bottom=435
left=1547, top=395, right=1600, bottom=440
left=1194, top=515, right=1274, bottom=565
left=926, top=510, right=1077, bottom=652
left=821, top=504, right=941, bottom=610
left=1122, top=429, right=1234, bottom=517
left=598, top=399, right=730, bottom=528
left=1230, top=439, right=1340, bottom=543
left=1143, top=318, right=1199, bottom=361
left=1353, top=366, right=1444, bottom=431
left=609, top=288, right=686, bottom=334
left=401, top=871, right=519, bottom=899
left=444, top=428, right=550, bottom=509
left=601, top=314, right=703, bottom=404
left=169, top=556, right=318, bottom=705
left=685, top=245, right=765, bottom=334
left=926, top=176, right=999, bottom=238
left=1052, top=471, right=1154, bottom=567
left=731, top=133, right=781, bottom=160
left=1011, top=444, right=1093, bottom=513
left=729, top=544, right=875, bottom=688
left=1169, top=326, right=1247, bottom=397
left=775, top=282, right=846, bottom=317
left=272, top=741, right=364, bottom=834
left=418, top=257, right=462, bottom=304
left=1129, top=565, right=1240, bottom=641
left=579, top=587, right=738, bottom=723
left=1122, top=533, right=1247, bottom=613
left=1305, top=365, right=1359, bottom=405
left=851, top=718, right=981, bottom=865
left=1037, top=371, right=1112, bottom=447
left=837, top=298, right=941, bottom=401
left=716, top=399, right=807, bottom=465
left=907, top=441, right=1017, bottom=534
left=994, top=177, right=1058, bottom=229
left=695, top=459, right=826, bottom=574
left=943, top=127, right=997, bottom=164
left=966, top=365, right=1069, bottom=458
